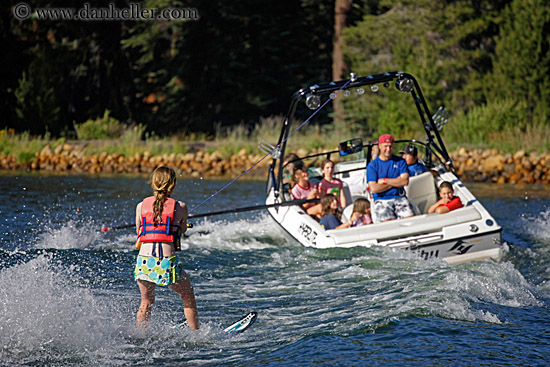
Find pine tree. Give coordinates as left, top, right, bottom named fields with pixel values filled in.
left=486, top=0, right=550, bottom=124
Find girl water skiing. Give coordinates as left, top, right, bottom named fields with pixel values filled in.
left=134, top=166, right=199, bottom=329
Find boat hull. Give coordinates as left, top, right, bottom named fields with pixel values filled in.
left=266, top=187, right=505, bottom=264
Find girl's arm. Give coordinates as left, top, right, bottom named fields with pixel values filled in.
left=177, top=201, right=188, bottom=235
left=339, top=185, right=347, bottom=208
left=135, top=202, right=142, bottom=234
left=317, top=180, right=326, bottom=198
left=335, top=218, right=352, bottom=229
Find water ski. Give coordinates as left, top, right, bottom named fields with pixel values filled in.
left=172, top=312, right=257, bottom=334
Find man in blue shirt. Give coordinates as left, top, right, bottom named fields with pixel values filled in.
left=400, top=144, right=427, bottom=176
left=367, top=134, right=415, bottom=222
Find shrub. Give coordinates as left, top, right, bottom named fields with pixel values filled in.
left=74, top=110, right=123, bottom=140
left=444, top=98, right=530, bottom=147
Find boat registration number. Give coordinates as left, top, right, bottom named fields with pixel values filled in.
left=298, top=222, right=317, bottom=245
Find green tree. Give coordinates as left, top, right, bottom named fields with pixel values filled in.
left=121, top=0, right=337, bottom=134
left=341, top=0, right=511, bottom=137
left=9, top=1, right=137, bottom=135
left=485, top=0, right=550, bottom=124
left=14, top=55, right=61, bottom=133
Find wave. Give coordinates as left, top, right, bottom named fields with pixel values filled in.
left=185, top=213, right=285, bottom=251
left=0, top=254, right=130, bottom=365
left=521, top=207, right=550, bottom=241
left=0, top=253, right=258, bottom=366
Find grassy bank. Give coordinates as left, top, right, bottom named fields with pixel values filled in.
left=1, top=111, right=550, bottom=163
left=0, top=116, right=362, bottom=163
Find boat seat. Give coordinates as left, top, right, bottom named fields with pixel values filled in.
left=342, top=182, right=353, bottom=209
left=404, top=171, right=437, bottom=214
left=342, top=204, right=353, bottom=222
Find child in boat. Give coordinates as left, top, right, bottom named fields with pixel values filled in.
left=319, top=194, right=353, bottom=230
left=349, top=198, right=373, bottom=227
left=134, top=166, right=199, bottom=329
left=290, top=166, right=320, bottom=213
left=317, top=159, right=347, bottom=209
left=283, top=152, right=304, bottom=185
left=428, top=181, right=463, bottom=214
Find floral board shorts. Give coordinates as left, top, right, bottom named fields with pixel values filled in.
left=374, top=196, right=415, bottom=222
left=134, top=255, right=183, bottom=286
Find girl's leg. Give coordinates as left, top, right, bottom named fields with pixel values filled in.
left=137, top=280, right=156, bottom=326
left=169, top=271, right=199, bottom=330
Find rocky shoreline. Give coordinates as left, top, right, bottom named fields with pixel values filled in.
left=450, top=148, right=550, bottom=184
left=1, top=143, right=549, bottom=184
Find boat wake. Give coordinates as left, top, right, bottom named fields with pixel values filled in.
left=521, top=207, right=550, bottom=241
left=186, top=213, right=284, bottom=251
left=0, top=253, right=260, bottom=366
left=35, top=219, right=100, bottom=250
left=0, top=254, right=129, bottom=365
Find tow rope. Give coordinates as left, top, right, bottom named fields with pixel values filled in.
left=188, top=79, right=352, bottom=214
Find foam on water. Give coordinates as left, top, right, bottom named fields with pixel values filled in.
left=0, top=252, right=247, bottom=366
left=237, top=242, right=543, bottom=336
left=4, top=175, right=550, bottom=365
left=187, top=214, right=284, bottom=251
left=511, top=207, right=550, bottom=290
left=521, top=207, right=550, bottom=241
left=35, top=220, right=99, bottom=250
left=26, top=212, right=545, bottom=335
left=34, top=219, right=135, bottom=252
left=0, top=254, right=130, bottom=364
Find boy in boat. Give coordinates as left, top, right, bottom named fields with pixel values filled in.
left=290, top=166, right=321, bottom=216
left=428, top=181, right=463, bottom=214
left=400, top=143, right=427, bottom=177
left=282, top=152, right=304, bottom=185
left=366, top=134, right=415, bottom=222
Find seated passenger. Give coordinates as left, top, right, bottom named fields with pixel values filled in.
left=317, top=159, right=347, bottom=208
left=349, top=198, right=373, bottom=227
left=400, top=144, right=427, bottom=177
left=283, top=153, right=305, bottom=184
left=319, top=194, right=352, bottom=230
left=290, top=166, right=320, bottom=214
left=428, top=181, right=463, bottom=214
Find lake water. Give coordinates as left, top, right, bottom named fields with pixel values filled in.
left=1, top=172, right=549, bottom=366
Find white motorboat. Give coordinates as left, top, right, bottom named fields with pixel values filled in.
left=264, top=71, right=505, bottom=264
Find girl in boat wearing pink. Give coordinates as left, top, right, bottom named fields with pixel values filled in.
left=134, top=166, right=199, bottom=329
left=317, top=159, right=347, bottom=208
left=350, top=198, right=373, bottom=226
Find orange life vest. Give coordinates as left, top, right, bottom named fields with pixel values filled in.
left=138, top=196, right=180, bottom=244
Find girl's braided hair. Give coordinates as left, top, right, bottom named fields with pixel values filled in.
left=148, top=166, right=176, bottom=224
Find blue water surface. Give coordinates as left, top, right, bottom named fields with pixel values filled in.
left=0, top=172, right=549, bottom=366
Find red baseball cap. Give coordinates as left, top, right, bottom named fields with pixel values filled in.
left=378, top=134, right=394, bottom=145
